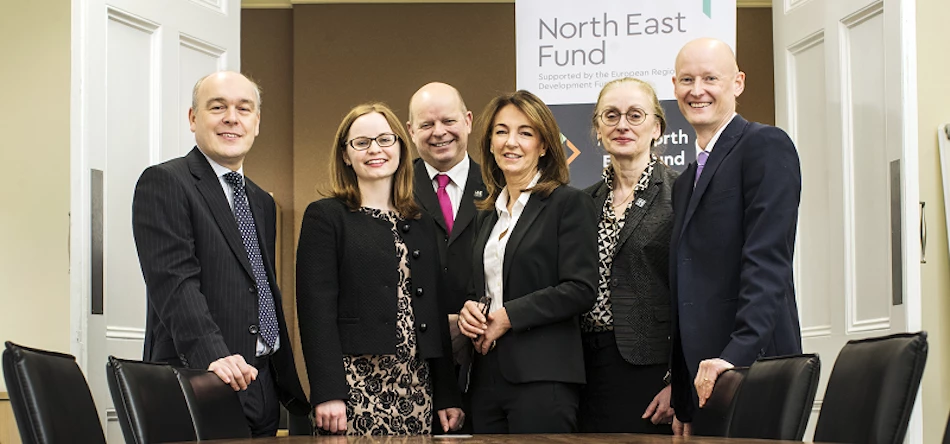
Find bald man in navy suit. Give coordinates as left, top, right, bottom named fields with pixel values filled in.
left=668, top=39, right=803, bottom=436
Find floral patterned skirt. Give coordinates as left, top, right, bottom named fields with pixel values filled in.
left=342, top=352, right=432, bottom=435
left=338, top=208, right=433, bottom=435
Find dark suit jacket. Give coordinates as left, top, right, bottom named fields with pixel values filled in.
left=295, top=198, right=461, bottom=410
left=131, top=147, right=309, bottom=414
left=669, top=115, right=803, bottom=421
left=413, top=157, right=487, bottom=315
left=584, top=162, right=678, bottom=366
left=470, top=185, right=598, bottom=386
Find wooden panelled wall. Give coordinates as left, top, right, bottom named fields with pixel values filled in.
left=243, top=5, right=773, bottom=397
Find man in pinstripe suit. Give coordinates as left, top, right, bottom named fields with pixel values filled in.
left=132, top=71, right=308, bottom=437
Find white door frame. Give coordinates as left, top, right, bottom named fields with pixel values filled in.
left=773, top=0, right=922, bottom=441
left=69, top=0, right=239, bottom=438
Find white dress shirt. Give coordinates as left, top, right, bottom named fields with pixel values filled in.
left=422, top=153, right=470, bottom=220
left=694, top=113, right=738, bottom=157
left=483, top=172, right=541, bottom=314
left=199, top=149, right=279, bottom=356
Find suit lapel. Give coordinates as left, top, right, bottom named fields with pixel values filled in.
left=472, top=210, right=496, bottom=298
left=590, top=181, right=609, bottom=215
left=616, top=173, right=662, bottom=251
left=680, top=116, right=749, bottom=232
left=188, top=148, right=255, bottom=280
left=246, top=182, right=282, bottom=300
left=247, top=182, right=270, bottom=266
left=502, top=193, right=546, bottom=288
left=672, top=166, right=693, bottom=241
left=450, top=159, right=486, bottom=245
left=413, top=159, right=448, bottom=233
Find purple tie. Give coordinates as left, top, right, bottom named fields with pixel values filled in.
left=436, top=174, right=454, bottom=235
left=695, top=150, right=709, bottom=185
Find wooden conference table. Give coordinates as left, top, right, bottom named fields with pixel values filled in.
left=183, top=434, right=820, bottom=444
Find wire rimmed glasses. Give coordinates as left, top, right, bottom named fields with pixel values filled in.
left=598, top=108, right=654, bottom=127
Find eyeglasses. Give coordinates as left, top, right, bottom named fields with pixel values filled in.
left=598, top=109, right=654, bottom=127
left=344, top=133, right=399, bottom=151
left=478, top=295, right=491, bottom=320
left=476, top=295, right=497, bottom=351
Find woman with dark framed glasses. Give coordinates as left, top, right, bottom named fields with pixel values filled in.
left=579, top=77, right=678, bottom=434
left=296, top=103, right=463, bottom=435
left=457, top=90, right=598, bottom=433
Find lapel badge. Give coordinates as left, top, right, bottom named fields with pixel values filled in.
left=474, top=190, right=485, bottom=199
left=635, top=198, right=646, bottom=208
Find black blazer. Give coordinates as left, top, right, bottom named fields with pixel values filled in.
left=131, top=147, right=309, bottom=414
left=413, top=157, right=487, bottom=314
left=584, top=162, right=678, bottom=366
left=470, top=185, right=598, bottom=385
left=669, top=115, right=803, bottom=420
left=295, top=198, right=461, bottom=410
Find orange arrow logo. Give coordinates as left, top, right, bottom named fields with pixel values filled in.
left=565, top=139, right=581, bottom=165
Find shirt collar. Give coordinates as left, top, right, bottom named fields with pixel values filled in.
left=602, top=154, right=657, bottom=189
left=199, top=148, right=245, bottom=181
left=495, top=171, right=542, bottom=214
left=423, top=153, right=470, bottom=186
left=695, top=112, right=738, bottom=157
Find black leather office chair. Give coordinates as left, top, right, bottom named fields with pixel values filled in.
left=691, top=367, right=748, bottom=437
left=2, top=341, right=106, bottom=444
left=174, top=367, right=251, bottom=440
left=728, top=354, right=820, bottom=440
left=814, top=331, right=928, bottom=444
left=106, top=356, right=197, bottom=443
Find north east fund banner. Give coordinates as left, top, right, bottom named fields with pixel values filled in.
left=516, top=0, right=736, bottom=186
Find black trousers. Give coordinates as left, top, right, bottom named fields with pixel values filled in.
left=578, top=331, right=673, bottom=434
left=236, top=355, right=282, bottom=437
left=469, top=350, right=579, bottom=434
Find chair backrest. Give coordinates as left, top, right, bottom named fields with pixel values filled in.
left=814, top=331, right=928, bottom=444
left=106, top=356, right=197, bottom=444
left=2, top=341, right=106, bottom=444
left=173, top=368, right=251, bottom=440
left=728, top=354, right=821, bottom=440
left=691, top=367, right=748, bottom=437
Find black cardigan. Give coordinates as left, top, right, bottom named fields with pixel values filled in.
left=296, top=197, right=460, bottom=410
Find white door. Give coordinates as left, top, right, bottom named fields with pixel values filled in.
left=70, top=0, right=240, bottom=440
left=772, top=0, right=921, bottom=441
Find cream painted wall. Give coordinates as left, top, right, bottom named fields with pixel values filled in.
left=918, top=1, right=950, bottom=441
left=0, top=2, right=72, bottom=392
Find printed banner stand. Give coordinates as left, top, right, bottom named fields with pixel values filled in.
left=516, top=0, right=736, bottom=186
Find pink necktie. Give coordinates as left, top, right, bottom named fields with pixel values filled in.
left=436, top=174, right=454, bottom=235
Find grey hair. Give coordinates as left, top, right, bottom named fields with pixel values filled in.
left=190, top=71, right=262, bottom=111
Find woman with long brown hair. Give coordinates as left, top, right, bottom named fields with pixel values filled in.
left=296, top=103, right=462, bottom=435
left=457, top=90, right=598, bottom=433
